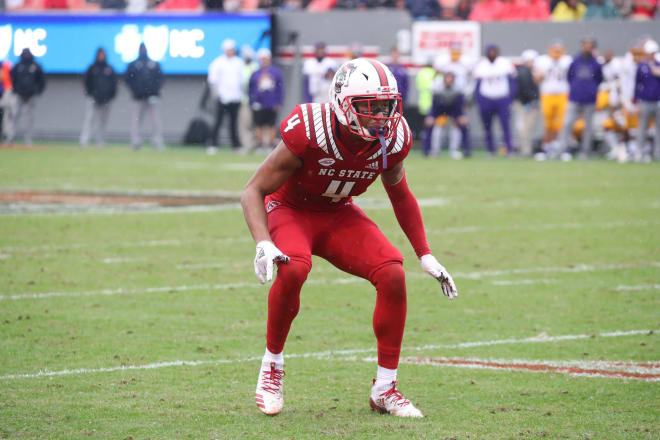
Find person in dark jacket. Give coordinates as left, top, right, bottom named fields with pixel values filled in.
left=515, top=49, right=540, bottom=156
left=557, top=37, right=603, bottom=159
left=8, top=49, right=45, bottom=145
left=425, top=71, right=471, bottom=158
left=80, top=48, right=117, bottom=148
left=248, top=48, right=284, bottom=152
left=125, top=43, right=164, bottom=150
left=634, top=40, right=660, bottom=161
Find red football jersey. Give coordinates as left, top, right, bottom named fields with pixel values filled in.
left=268, top=102, right=412, bottom=212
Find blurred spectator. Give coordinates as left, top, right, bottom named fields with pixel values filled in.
left=558, top=37, right=603, bottom=159
left=204, top=0, right=223, bottom=9
left=125, top=43, right=164, bottom=151
left=100, top=0, right=126, bottom=8
left=302, top=42, right=336, bottom=103
left=0, top=60, right=12, bottom=142
left=528, top=0, right=551, bottom=19
left=405, top=0, right=442, bottom=19
left=534, top=41, right=572, bottom=157
left=313, top=66, right=335, bottom=103
left=207, top=39, right=244, bottom=153
left=453, top=0, right=471, bottom=18
left=239, top=45, right=259, bottom=153
left=416, top=58, right=437, bottom=153
left=630, top=0, right=658, bottom=19
left=434, top=42, right=474, bottom=98
left=634, top=40, right=660, bottom=160
left=80, top=48, right=117, bottom=148
left=8, top=49, right=45, bottom=146
left=426, top=72, right=471, bottom=158
left=551, top=0, right=586, bottom=20
left=611, top=0, right=633, bottom=16
left=473, top=44, right=516, bottom=155
left=248, top=48, right=284, bottom=152
left=515, top=49, right=540, bottom=156
left=584, top=0, right=619, bottom=18
left=387, top=46, right=409, bottom=104
left=469, top=0, right=504, bottom=21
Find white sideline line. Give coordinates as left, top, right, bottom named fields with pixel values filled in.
left=101, top=257, right=146, bottom=264
left=0, top=277, right=363, bottom=301
left=491, top=279, right=558, bottom=286
left=3, top=261, right=659, bottom=301
left=616, top=284, right=660, bottom=291
left=0, top=329, right=654, bottom=380
left=427, top=219, right=659, bottom=235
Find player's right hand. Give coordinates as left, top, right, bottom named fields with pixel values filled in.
left=254, top=240, right=290, bottom=284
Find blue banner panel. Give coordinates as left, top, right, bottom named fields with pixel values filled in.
left=0, top=13, right=271, bottom=74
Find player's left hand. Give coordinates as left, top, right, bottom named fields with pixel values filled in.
left=420, top=254, right=458, bottom=299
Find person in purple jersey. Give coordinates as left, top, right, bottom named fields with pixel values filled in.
left=249, top=48, right=285, bottom=151
left=557, top=37, right=603, bottom=160
left=387, top=47, right=409, bottom=104
left=425, top=72, right=470, bottom=158
left=473, top=44, right=517, bottom=156
left=634, top=40, right=660, bottom=161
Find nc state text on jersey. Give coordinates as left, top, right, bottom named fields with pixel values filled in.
left=317, top=168, right=377, bottom=179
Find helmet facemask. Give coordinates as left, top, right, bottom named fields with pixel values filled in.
left=339, top=94, right=402, bottom=140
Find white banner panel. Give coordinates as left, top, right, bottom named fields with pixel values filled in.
left=412, top=21, right=481, bottom=65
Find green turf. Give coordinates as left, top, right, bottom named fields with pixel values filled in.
left=0, top=144, right=658, bottom=439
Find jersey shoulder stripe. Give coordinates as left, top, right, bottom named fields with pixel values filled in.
left=310, top=103, right=329, bottom=154
left=300, top=103, right=311, bottom=140
left=323, top=103, right=344, bottom=161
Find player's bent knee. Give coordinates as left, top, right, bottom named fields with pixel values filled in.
left=275, top=259, right=310, bottom=290
left=371, top=263, right=406, bottom=301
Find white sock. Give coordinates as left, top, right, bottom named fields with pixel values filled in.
left=374, top=366, right=397, bottom=388
left=262, top=348, right=283, bottom=365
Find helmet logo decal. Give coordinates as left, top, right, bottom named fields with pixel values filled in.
left=334, top=62, right=357, bottom=94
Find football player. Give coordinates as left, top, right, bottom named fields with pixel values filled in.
left=533, top=41, right=572, bottom=158
left=241, top=58, right=458, bottom=418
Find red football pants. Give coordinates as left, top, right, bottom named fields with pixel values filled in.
left=265, top=201, right=406, bottom=369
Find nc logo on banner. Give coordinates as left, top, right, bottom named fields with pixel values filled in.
left=0, top=25, right=48, bottom=59
left=115, top=24, right=205, bottom=63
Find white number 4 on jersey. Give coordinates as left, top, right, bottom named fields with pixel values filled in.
left=283, top=114, right=301, bottom=133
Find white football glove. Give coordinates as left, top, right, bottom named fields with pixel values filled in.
left=420, top=254, right=458, bottom=299
left=254, top=240, right=290, bottom=284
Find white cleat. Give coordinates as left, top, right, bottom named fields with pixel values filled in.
left=369, top=380, right=424, bottom=418
left=255, top=361, right=285, bottom=415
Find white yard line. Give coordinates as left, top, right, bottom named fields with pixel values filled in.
left=616, top=284, right=660, bottom=291
left=0, top=329, right=654, bottom=380
left=490, top=279, right=558, bottom=286
left=3, top=261, right=659, bottom=301
left=101, top=257, right=146, bottom=264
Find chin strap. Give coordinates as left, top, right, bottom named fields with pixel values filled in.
left=377, top=128, right=388, bottom=169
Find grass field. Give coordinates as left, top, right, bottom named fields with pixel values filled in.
left=0, top=144, right=658, bottom=439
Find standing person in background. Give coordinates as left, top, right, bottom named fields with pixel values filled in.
left=207, top=39, right=244, bottom=154
left=515, top=49, right=540, bottom=157
left=557, top=37, right=603, bottom=160
left=416, top=58, right=437, bottom=156
left=8, top=49, right=45, bottom=146
left=248, top=48, right=284, bottom=152
left=125, top=43, right=164, bottom=151
left=534, top=41, right=572, bottom=158
left=634, top=40, right=660, bottom=161
left=1, top=60, right=13, bottom=143
left=473, top=44, right=516, bottom=156
left=387, top=47, right=409, bottom=107
left=80, top=48, right=117, bottom=148
left=302, top=42, right=336, bottom=103
left=239, top=45, right=259, bottom=154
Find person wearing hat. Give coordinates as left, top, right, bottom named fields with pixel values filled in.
left=473, top=44, right=516, bottom=156
left=557, top=37, right=603, bottom=160
left=8, top=48, right=45, bottom=146
left=302, top=42, right=336, bottom=103
left=634, top=39, right=660, bottom=161
left=207, top=39, right=245, bottom=154
left=248, top=48, right=284, bottom=152
left=515, top=49, right=540, bottom=157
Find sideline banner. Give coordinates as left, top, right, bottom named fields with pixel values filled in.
left=411, top=21, right=481, bottom=65
left=0, top=14, right=271, bottom=74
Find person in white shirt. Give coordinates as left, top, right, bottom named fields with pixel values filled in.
left=302, top=42, right=337, bottom=103
left=433, top=42, right=474, bottom=97
left=473, top=44, right=516, bottom=155
left=207, top=39, right=245, bottom=154
left=534, top=41, right=572, bottom=156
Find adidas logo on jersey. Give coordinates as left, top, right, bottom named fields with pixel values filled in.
left=365, top=162, right=379, bottom=170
